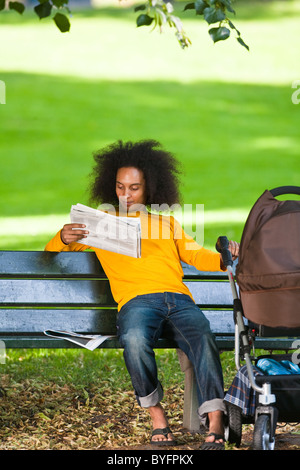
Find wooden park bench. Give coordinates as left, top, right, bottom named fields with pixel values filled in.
left=0, top=250, right=299, bottom=432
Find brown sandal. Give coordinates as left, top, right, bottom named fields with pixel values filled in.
left=150, top=426, right=177, bottom=446
left=200, top=432, right=225, bottom=450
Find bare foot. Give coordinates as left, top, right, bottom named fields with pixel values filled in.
left=205, top=410, right=224, bottom=444
left=149, top=403, right=175, bottom=443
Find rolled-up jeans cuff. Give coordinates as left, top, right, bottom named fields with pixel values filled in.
left=136, top=381, right=164, bottom=408
left=198, top=399, right=226, bottom=427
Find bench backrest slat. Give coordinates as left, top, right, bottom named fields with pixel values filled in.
left=0, top=251, right=106, bottom=277
left=0, top=279, right=115, bottom=306
left=0, top=279, right=232, bottom=308
left=0, top=251, right=228, bottom=279
left=0, top=308, right=234, bottom=334
left=0, top=308, right=117, bottom=334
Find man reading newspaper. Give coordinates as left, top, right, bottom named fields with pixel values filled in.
left=45, top=139, right=239, bottom=449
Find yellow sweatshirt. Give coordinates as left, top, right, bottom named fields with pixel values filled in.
left=45, top=211, right=223, bottom=310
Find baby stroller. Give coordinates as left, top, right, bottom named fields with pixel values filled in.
left=217, top=186, right=300, bottom=450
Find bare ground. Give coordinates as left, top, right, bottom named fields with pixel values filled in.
left=0, top=378, right=299, bottom=451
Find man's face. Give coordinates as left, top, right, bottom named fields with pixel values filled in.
left=116, top=167, right=146, bottom=212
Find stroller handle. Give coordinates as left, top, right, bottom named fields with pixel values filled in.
left=216, top=236, right=233, bottom=267
left=270, top=185, right=300, bottom=197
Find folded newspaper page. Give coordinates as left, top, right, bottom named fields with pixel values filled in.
left=70, top=203, right=141, bottom=258
left=44, top=330, right=115, bottom=351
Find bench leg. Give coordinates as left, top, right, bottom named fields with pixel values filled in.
left=176, top=349, right=200, bottom=432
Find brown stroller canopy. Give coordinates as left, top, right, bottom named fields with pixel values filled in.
left=236, top=187, right=300, bottom=328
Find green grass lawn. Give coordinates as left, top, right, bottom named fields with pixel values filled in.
left=0, top=0, right=300, bottom=250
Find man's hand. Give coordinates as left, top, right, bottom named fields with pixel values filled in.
left=61, top=223, right=89, bottom=245
left=228, top=240, right=239, bottom=260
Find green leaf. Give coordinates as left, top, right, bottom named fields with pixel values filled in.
left=134, top=4, right=146, bottom=12
left=136, top=13, right=153, bottom=27
left=237, top=36, right=249, bottom=51
left=0, top=0, right=6, bottom=11
left=209, top=26, right=230, bottom=43
left=52, top=0, right=69, bottom=7
left=194, top=0, right=209, bottom=15
left=223, top=0, right=235, bottom=14
left=203, top=6, right=226, bottom=24
left=210, top=0, right=235, bottom=14
left=228, top=19, right=240, bottom=36
left=8, top=1, right=25, bottom=14
left=34, top=1, right=52, bottom=19
left=37, top=412, right=52, bottom=421
left=53, top=12, right=70, bottom=32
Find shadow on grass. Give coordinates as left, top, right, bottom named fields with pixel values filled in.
left=1, top=71, right=299, bottom=221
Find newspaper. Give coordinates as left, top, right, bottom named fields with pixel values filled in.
left=70, top=203, right=141, bottom=258
left=44, top=330, right=115, bottom=351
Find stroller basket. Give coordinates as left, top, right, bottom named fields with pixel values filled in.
left=255, top=375, right=300, bottom=422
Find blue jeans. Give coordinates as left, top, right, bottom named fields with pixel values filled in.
left=117, top=292, right=225, bottom=424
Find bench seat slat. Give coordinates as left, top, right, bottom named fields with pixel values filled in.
left=0, top=335, right=237, bottom=350
left=0, top=334, right=296, bottom=351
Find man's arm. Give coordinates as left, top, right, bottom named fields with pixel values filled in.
left=45, top=223, right=90, bottom=252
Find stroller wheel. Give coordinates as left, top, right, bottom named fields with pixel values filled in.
left=253, top=414, right=275, bottom=450
left=224, top=403, right=242, bottom=447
